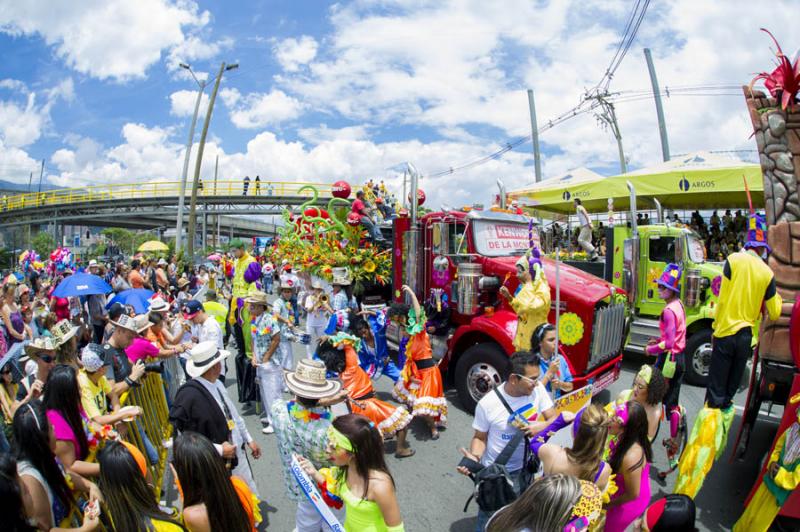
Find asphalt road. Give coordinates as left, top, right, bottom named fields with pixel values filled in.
left=219, top=335, right=781, bottom=532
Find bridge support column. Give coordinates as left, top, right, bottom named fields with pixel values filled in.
left=202, top=208, right=207, bottom=252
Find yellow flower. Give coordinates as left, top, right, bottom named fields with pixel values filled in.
left=559, top=312, right=584, bottom=346
left=363, top=260, right=376, bottom=273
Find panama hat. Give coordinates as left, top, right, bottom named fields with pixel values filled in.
left=132, top=314, right=153, bottom=334
left=177, top=278, right=190, bottom=289
left=186, top=341, right=230, bottom=379
left=245, top=291, right=269, bottom=306
left=148, top=297, right=170, bottom=313
left=279, top=279, right=295, bottom=290
left=285, top=359, right=342, bottom=399
left=51, top=319, right=80, bottom=346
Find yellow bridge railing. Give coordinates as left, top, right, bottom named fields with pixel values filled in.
left=0, top=180, right=333, bottom=212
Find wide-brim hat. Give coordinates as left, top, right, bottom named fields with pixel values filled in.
left=279, top=279, right=295, bottom=290
left=148, top=297, right=170, bottom=313
left=284, top=359, right=342, bottom=399
left=177, top=278, right=190, bottom=289
left=133, top=314, right=152, bottom=333
left=51, top=319, right=80, bottom=346
left=110, top=314, right=139, bottom=333
left=25, top=336, right=58, bottom=356
left=245, top=291, right=269, bottom=306
left=186, top=341, right=230, bottom=378
left=311, top=278, right=324, bottom=290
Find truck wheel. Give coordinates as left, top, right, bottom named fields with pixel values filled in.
left=684, top=329, right=712, bottom=387
left=455, top=343, right=510, bottom=414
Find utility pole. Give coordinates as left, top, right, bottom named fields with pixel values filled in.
left=186, top=61, right=238, bottom=262
left=27, top=171, right=33, bottom=193
left=527, top=89, right=543, bottom=182
left=643, top=48, right=670, bottom=162
left=175, top=63, right=210, bottom=255
left=587, top=92, right=627, bottom=174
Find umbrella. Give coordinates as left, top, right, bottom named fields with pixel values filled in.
left=107, top=288, right=155, bottom=314
left=207, top=253, right=222, bottom=261
left=52, top=273, right=112, bottom=298
left=138, top=240, right=169, bottom=252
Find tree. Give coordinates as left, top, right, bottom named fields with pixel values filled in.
left=31, top=231, right=55, bottom=258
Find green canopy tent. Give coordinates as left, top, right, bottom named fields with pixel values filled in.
left=510, top=152, right=764, bottom=216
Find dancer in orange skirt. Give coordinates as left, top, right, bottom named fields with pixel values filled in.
left=317, top=335, right=415, bottom=458
left=390, top=285, right=448, bottom=439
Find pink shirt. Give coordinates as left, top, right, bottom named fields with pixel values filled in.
left=125, top=337, right=159, bottom=364
left=46, top=409, right=87, bottom=459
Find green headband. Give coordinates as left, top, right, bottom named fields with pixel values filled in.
left=637, top=365, right=652, bottom=385
left=327, top=425, right=353, bottom=452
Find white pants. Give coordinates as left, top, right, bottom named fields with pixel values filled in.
left=578, top=225, right=596, bottom=254
left=256, top=364, right=284, bottom=425
left=296, top=498, right=345, bottom=532
left=306, top=322, right=327, bottom=359
left=279, top=340, right=294, bottom=371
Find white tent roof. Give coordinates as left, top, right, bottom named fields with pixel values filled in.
left=624, top=151, right=755, bottom=176
left=542, top=166, right=606, bottom=184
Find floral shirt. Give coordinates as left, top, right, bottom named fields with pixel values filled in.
left=272, top=297, right=296, bottom=341
left=251, top=312, right=282, bottom=367
left=271, top=398, right=333, bottom=501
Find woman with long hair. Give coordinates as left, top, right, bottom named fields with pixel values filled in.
left=613, top=365, right=668, bottom=442
left=486, top=474, right=603, bottom=532
left=98, top=440, right=184, bottom=531
left=3, top=283, right=28, bottom=346
left=171, top=432, right=258, bottom=532
left=529, top=404, right=612, bottom=492
left=43, top=365, right=101, bottom=478
left=299, top=413, right=404, bottom=532
left=605, top=401, right=654, bottom=532
left=13, top=400, right=100, bottom=531
left=530, top=323, right=574, bottom=399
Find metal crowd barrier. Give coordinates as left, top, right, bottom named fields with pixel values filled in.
left=119, top=370, right=172, bottom=498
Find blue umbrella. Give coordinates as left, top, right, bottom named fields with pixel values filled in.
left=52, top=273, right=112, bottom=298
left=106, top=288, right=155, bottom=314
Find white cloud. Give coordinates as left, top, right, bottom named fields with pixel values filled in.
left=0, top=78, right=73, bottom=148
left=169, top=89, right=210, bottom=117
left=224, top=89, right=304, bottom=129
left=274, top=35, right=318, bottom=72
left=0, top=0, right=221, bottom=81
left=297, top=124, right=370, bottom=143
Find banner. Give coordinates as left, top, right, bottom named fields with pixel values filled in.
left=291, top=454, right=345, bottom=532
left=553, top=384, right=593, bottom=415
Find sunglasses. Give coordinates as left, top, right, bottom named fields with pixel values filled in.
left=512, top=373, right=538, bottom=385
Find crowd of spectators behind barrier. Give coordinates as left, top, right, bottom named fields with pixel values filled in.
left=541, top=208, right=751, bottom=261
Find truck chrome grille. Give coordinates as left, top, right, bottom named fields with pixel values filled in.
left=589, top=303, right=626, bottom=367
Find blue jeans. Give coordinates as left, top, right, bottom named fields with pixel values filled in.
left=475, top=469, right=523, bottom=532
left=360, top=217, right=384, bottom=241
left=134, top=418, right=159, bottom=465
left=263, top=275, right=273, bottom=294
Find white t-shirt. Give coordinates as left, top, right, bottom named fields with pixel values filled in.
left=473, top=382, right=554, bottom=472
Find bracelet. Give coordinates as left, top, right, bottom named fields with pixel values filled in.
left=124, top=377, right=140, bottom=388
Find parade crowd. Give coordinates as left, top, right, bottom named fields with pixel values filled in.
left=0, top=199, right=793, bottom=532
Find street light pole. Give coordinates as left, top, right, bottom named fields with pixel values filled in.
left=186, top=61, right=238, bottom=262
left=175, top=64, right=209, bottom=255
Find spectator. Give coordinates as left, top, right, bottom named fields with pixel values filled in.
left=530, top=323, right=573, bottom=399
left=242, top=175, right=251, bottom=196
left=352, top=190, right=385, bottom=242
left=255, top=175, right=261, bottom=195
left=128, top=259, right=145, bottom=289
left=457, top=351, right=557, bottom=530
left=78, top=344, right=140, bottom=427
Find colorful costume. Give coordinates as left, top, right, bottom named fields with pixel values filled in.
left=605, top=460, right=651, bottom=532
left=332, top=335, right=411, bottom=438
left=646, top=264, right=687, bottom=466
left=230, top=248, right=261, bottom=403
left=510, top=249, right=550, bottom=351
left=392, top=310, right=447, bottom=424
left=733, top=393, right=800, bottom=532
left=318, top=466, right=404, bottom=532
left=677, top=214, right=781, bottom=499
left=358, top=309, right=401, bottom=382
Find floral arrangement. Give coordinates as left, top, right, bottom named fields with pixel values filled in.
left=272, top=185, right=391, bottom=285
left=750, top=28, right=799, bottom=111
left=545, top=250, right=589, bottom=261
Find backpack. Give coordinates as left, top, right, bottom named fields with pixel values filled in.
left=463, top=388, right=539, bottom=513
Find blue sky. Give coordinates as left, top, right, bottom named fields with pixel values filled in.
left=0, top=0, right=796, bottom=208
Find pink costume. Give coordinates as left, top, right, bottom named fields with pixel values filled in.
left=605, top=460, right=651, bottom=532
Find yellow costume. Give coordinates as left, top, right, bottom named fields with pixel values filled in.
left=510, top=255, right=550, bottom=351
left=230, top=250, right=259, bottom=357
left=733, top=393, right=800, bottom=532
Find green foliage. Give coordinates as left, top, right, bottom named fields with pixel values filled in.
left=31, top=231, right=55, bottom=258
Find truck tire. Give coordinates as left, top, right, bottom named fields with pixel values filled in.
left=684, top=329, right=713, bottom=387
left=455, top=343, right=510, bottom=414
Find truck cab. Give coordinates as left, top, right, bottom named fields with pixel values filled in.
left=390, top=207, right=626, bottom=413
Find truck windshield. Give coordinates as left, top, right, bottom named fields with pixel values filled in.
left=687, top=233, right=706, bottom=263
left=472, top=220, right=530, bottom=257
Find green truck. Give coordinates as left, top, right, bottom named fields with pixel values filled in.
left=562, top=182, right=723, bottom=385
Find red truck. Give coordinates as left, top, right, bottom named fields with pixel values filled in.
left=386, top=205, right=626, bottom=413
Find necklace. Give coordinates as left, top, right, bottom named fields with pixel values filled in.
left=287, top=401, right=331, bottom=422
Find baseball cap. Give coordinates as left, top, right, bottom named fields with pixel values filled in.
left=108, top=302, right=127, bottom=321
left=182, top=299, right=203, bottom=319
left=81, top=343, right=105, bottom=372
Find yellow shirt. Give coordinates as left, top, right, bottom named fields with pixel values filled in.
left=204, top=300, right=229, bottom=329
left=713, top=249, right=782, bottom=338
left=510, top=277, right=551, bottom=351
left=78, top=370, right=112, bottom=421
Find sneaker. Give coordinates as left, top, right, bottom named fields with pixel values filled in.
left=262, top=425, right=275, bottom=434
